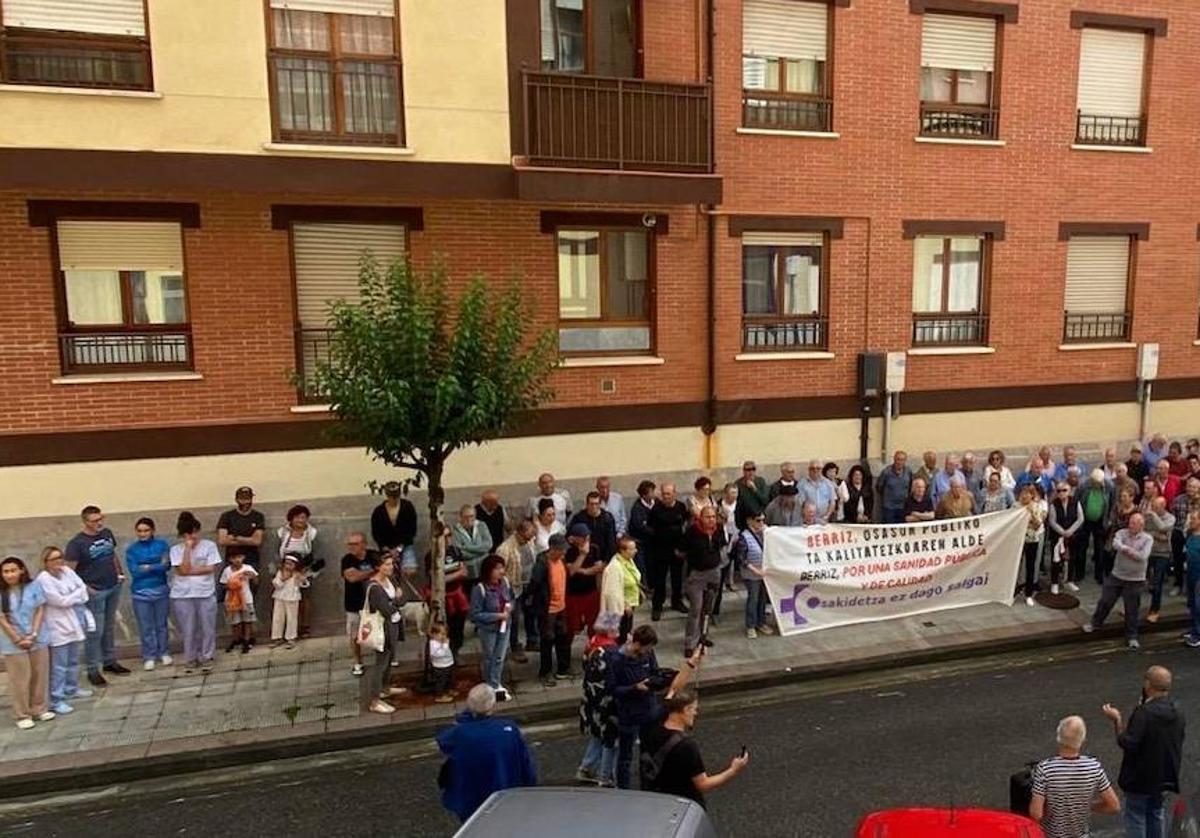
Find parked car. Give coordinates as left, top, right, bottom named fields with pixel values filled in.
left=855, top=807, right=1046, bottom=837
left=454, top=787, right=717, bottom=838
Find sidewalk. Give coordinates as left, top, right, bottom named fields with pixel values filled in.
left=0, top=581, right=1190, bottom=797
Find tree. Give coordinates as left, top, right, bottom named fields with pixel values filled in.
left=306, top=257, right=557, bottom=619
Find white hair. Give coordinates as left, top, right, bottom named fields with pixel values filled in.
left=1056, top=715, right=1086, bottom=749
left=466, top=683, right=497, bottom=715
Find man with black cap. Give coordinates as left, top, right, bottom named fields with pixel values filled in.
left=217, top=487, right=266, bottom=570
left=734, top=460, right=770, bottom=530
left=528, top=533, right=573, bottom=686
left=764, top=483, right=804, bottom=527
left=371, top=481, right=418, bottom=574
left=564, top=523, right=606, bottom=641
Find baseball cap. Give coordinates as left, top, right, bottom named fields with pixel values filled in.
left=235, top=486, right=254, bottom=499
left=548, top=533, right=569, bottom=551
left=568, top=523, right=591, bottom=539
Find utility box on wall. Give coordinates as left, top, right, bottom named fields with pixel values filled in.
left=1138, top=343, right=1159, bottom=381
left=858, top=352, right=885, bottom=398
left=885, top=351, right=907, bottom=393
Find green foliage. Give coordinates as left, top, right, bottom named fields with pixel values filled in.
left=306, top=257, right=557, bottom=485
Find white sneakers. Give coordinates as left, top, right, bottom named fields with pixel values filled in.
left=351, top=663, right=365, bottom=677
left=15, top=719, right=34, bottom=730
left=35, top=711, right=56, bottom=722
left=369, top=699, right=396, bottom=714
left=1066, top=582, right=1080, bottom=593
left=144, top=660, right=156, bottom=671
left=1026, top=597, right=1036, bottom=607
left=160, top=654, right=173, bottom=666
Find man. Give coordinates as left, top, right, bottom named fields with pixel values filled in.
left=1188, top=438, right=1200, bottom=459
left=640, top=686, right=749, bottom=809
left=627, top=479, right=658, bottom=578
left=1171, top=477, right=1200, bottom=599
left=799, top=459, right=837, bottom=523
left=646, top=482, right=689, bottom=620
left=800, top=501, right=819, bottom=527
left=564, top=523, right=605, bottom=640
left=370, top=481, right=418, bottom=573
left=1065, top=466, right=1083, bottom=499
left=1111, top=463, right=1139, bottom=509
left=528, top=472, right=571, bottom=525
left=1029, top=716, right=1120, bottom=838
left=1076, top=469, right=1110, bottom=590
left=1142, top=496, right=1174, bottom=624
left=1127, top=443, right=1150, bottom=487
left=1143, top=433, right=1168, bottom=471
left=1084, top=513, right=1153, bottom=649
left=450, top=504, right=492, bottom=582
left=1054, top=446, right=1084, bottom=483
left=528, top=534, right=572, bottom=686
left=436, top=683, right=538, bottom=823
left=1101, top=666, right=1185, bottom=837
left=1166, top=441, right=1190, bottom=479
left=935, top=474, right=975, bottom=519
left=340, top=532, right=378, bottom=677
left=217, top=486, right=266, bottom=569
left=876, top=450, right=912, bottom=524
left=763, top=484, right=803, bottom=527
left=931, top=455, right=965, bottom=506
left=1016, top=456, right=1054, bottom=498
left=1152, top=459, right=1181, bottom=506
left=914, top=450, right=938, bottom=486
left=568, top=491, right=618, bottom=565
left=495, top=518, right=537, bottom=663
left=681, top=506, right=724, bottom=658
left=734, top=461, right=771, bottom=530
left=1102, top=447, right=1120, bottom=481
left=961, top=451, right=983, bottom=497
left=65, top=505, right=129, bottom=687
left=904, top=478, right=936, bottom=522
left=768, top=462, right=799, bottom=500
left=474, top=490, right=506, bottom=552
left=595, top=476, right=627, bottom=537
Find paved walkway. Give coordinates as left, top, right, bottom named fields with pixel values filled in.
left=0, top=580, right=1190, bottom=784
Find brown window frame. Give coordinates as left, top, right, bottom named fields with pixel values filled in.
left=1073, top=25, right=1153, bottom=148
left=554, top=224, right=656, bottom=357
left=1061, top=233, right=1136, bottom=345
left=0, top=0, right=153, bottom=91
left=264, top=1, right=405, bottom=147
left=916, top=10, right=1003, bottom=140
left=911, top=234, right=991, bottom=347
left=540, top=0, right=643, bottom=78
left=740, top=236, right=830, bottom=352
left=740, top=0, right=834, bottom=132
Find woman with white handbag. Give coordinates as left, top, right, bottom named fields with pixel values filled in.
left=359, top=553, right=408, bottom=714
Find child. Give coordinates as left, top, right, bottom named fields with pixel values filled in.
left=271, top=554, right=308, bottom=648
left=428, top=623, right=456, bottom=703
left=220, top=548, right=259, bottom=654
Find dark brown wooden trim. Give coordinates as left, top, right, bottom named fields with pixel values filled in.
left=540, top=210, right=670, bottom=235
left=901, top=381, right=1137, bottom=415
left=27, top=200, right=201, bottom=228
left=902, top=219, right=1006, bottom=240
left=515, top=168, right=721, bottom=206
left=1058, top=222, right=1150, bottom=241
left=908, top=0, right=1018, bottom=23
left=716, top=395, right=864, bottom=425
left=728, top=215, right=845, bottom=239
left=270, top=204, right=424, bottom=231
left=833, top=0, right=851, bottom=6
left=1069, top=11, right=1167, bottom=37
left=505, top=0, right=540, bottom=156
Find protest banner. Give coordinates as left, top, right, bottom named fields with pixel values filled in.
left=761, top=508, right=1027, bottom=635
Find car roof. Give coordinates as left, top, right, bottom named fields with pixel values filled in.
left=454, top=787, right=716, bottom=838
left=856, top=808, right=1045, bottom=838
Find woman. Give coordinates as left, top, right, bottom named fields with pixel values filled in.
left=169, top=512, right=222, bottom=669
left=842, top=465, right=874, bottom=524
left=1184, top=512, right=1200, bottom=647
left=125, top=517, right=171, bottom=670
left=984, top=450, right=1016, bottom=490
left=576, top=611, right=621, bottom=787
left=735, top=512, right=772, bottom=639
left=718, top=483, right=740, bottom=591
left=1103, top=486, right=1137, bottom=585
left=1046, top=482, right=1082, bottom=594
left=0, top=557, right=53, bottom=729
left=534, top=498, right=565, bottom=553
left=824, top=463, right=846, bottom=522
left=1018, top=486, right=1045, bottom=606
left=688, top=477, right=715, bottom=520
left=904, top=478, right=936, bottom=522
left=37, top=547, right=91, bottom=715
left=427, top=537, right=469, bottom=661
left=980, top=471, right=1016, bottom=513
left=601, top=536, right=642, bottom=644
left=365, top=552, right=408, bottom=714
left=469, top=554, right=514, bottom=701
left=277, top=504, right=319, bottom=637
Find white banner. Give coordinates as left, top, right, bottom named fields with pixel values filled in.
left=762, top=507, right=1027, bottom=635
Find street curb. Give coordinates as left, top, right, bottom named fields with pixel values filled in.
left=2, top=612, right=1191, bottom=801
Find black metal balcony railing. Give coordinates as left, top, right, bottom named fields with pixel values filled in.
left=1076, top=113, right=1146, bottom=147
left=295, top=327, right=333, bottom=402
left=742, top=93, right=831, bottom=133
left=60, top=331, right=191, bottom=373
left=919, top=104, right=998, bottom=140
left=742, top=317, right=828, bottom=351
left=1, top=32, right=150, bottom=89
left=523, top=71, right=712, bottom=173
left=1062, top=312, right=1132, bottom=344
left=912, top=313, right=990, bottom=347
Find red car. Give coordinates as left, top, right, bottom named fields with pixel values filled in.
left=855, top=807, right=1046, bottom=837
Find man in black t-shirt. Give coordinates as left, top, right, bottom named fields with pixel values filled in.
left=640, top=686, right=748, bottom=808
left=217, top=486, right=266, bottom=568
left=341, top=532, right=379, bottom=677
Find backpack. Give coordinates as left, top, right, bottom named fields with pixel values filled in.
left=640, top=731, right=684, bottom=784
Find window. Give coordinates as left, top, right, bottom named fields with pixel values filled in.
left=267, top=0, right=403, bottom=146
left=919, top=13, right=998, bottom=139
left=1075, top=28, right=1147, bottom=146
left=741, top=233, right=827, bottom=350
left=54, top=221, right=190, bottom=372
left=555, top=228, right=652, bottom=354
left=540, top=0, right=638, bottom=77
left=0, top=0, right=151, bottom=89
left=290, top=222, right=407, bottom=398
left=911, top=235, right=989, bottom=346
left=1063, top=236, right=1133, bottom=343
left=742, top=0, right=830, bottom=132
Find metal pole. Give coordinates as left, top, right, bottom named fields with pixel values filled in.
left=882, top=392, right=892, bottom=463
left=1139, top=380, right=1152, bottom=441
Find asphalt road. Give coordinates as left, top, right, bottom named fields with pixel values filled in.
left=1, top=637, right=1197, bottom=838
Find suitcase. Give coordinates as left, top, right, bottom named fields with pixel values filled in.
left=1009, top=762, right=1037, bottom=815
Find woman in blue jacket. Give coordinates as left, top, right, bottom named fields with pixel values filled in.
left=469, top=554, right=514, bottom=702
left=125, top=517, right=172, bottom=670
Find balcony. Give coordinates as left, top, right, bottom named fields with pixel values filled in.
left=742, top=93, right=831, bottom=133
left=912, top=314, right=989, bottom=347
left=1, top=30, right=150, bottom=90
left=1062, top=312, right=1132, bottom=344
left=742, top=317, right=828, bottom=351
left=60, top=331, right=191, bottom=374
left=919, top=104, right=998, bottom=140
left=523, top=71, right=711, bottom=173
left=1076, top=113, right=1145, bottom=147
left=295, top=327, right=332, bottom=402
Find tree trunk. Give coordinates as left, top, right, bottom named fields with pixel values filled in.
left=426, top=456, right=447, bottom=624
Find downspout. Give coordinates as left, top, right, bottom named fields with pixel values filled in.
left=702, top=0, right=718, bottom=468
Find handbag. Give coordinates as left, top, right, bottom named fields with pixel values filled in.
left=356, top=583, right=386, bottom=652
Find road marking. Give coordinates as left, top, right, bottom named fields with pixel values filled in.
left=874, top=691, right=905, bottom=698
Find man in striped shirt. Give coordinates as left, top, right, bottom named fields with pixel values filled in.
left=1030, top=716, right=1120, bottom=838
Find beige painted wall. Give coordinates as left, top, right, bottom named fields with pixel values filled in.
left=0, top=0, right=510, bottom=164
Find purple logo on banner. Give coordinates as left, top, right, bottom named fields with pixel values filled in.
left=777, top=583, right=820, bottom=626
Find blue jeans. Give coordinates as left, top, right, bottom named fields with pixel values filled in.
left=1122, top=791, right=1164, bottom=838
left=616, top=726, right=638, bottom=789
left=882, top=507, right=905, bottom=525
left=476, top=626, right=509, bottom=689
left=1148, top=556, right=1171, bottom=613
left=744, top=577, right=767, bottom=629
left=49, top=642, right=82, bottom=704
left=132, top=595, right=170, bottom=661
left=1186, top=562, right=1200, bottom=639
left=85, top=585, right=121, bottom=673
left=579, top=736, right=616, bottom=783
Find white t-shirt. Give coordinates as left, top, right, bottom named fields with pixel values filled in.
left=169, top=539, right=222, bottom=599
left=277, top=525, right=318, bottom=561
left=534, top=519, right=565, bottom=553
left=219, top=565, right=259, bottom=604
left=429, top=637, right=454, bottom=669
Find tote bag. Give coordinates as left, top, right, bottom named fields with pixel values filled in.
left=356, top=583, right=386, bottom=652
